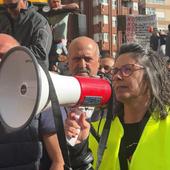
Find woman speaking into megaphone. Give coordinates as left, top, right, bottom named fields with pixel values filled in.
left=65, top=42, right=170, bottom=170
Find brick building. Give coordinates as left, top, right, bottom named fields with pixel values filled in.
left=139, top=0, right=170, bottom=30
left=63, top=0, right=139, bottom=56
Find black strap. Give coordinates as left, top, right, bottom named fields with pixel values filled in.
left=118, top=136, right=128, bottom=170
left=90, top=108, right=105, bottom=143
left=95, top=86, right=115, bottom=170
left=38, top=61, right=72, bottom=170
left=90, top=125, right=100, bottom=143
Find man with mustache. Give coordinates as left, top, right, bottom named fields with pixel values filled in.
left=67, top=36, right=100, bottom=77
left=40, top=36, right=100, bottom=170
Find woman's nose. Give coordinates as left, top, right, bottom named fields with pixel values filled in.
left=112, top=72, right=123, bottom=81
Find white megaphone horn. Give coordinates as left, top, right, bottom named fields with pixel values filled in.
left=0, top=46, right=112, bottom=132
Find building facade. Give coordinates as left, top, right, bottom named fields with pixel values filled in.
left=70, top=0, right=139, bottom=56
left=57, top=0, right=170, bottom=54
left=139, top=0, right=170, bottom=30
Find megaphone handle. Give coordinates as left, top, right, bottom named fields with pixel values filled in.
left=66, top=128, right=80, bottom=146
left=66, top=111, right=81, bottom=146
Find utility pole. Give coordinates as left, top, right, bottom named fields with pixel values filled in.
left=117, top=0, right=122, bottom=50
left=108, top=0, right=113, bottom=57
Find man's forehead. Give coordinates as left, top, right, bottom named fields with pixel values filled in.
left=72, top=43, right=96, bottom=52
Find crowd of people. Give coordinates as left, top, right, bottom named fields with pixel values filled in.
left=150, top=24, right=170, bottom=59
left=0, top=0, right=170, bottom=170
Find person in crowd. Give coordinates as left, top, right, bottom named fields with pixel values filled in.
left=98, top=51, right=115, bottom=76
left=150, top=28, right=160, bottom=52
left=159, top=30, right=166, bottom=55
left=0, top=0, right=52, bottom=67
left=0, top=33, right=64, bottom=170
left=48, top=0, right=79, bottom=11
left=67, top=36, right=99, bottom=77
left=40, top=36, right=100, bottom=170
left=44, top=0, right=79, bottom=74
left=65, top=43, right=170, bottom=170
left=166, top=24, right=170, bottom=58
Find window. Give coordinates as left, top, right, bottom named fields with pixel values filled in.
left=112, top=34, right=117, bottom=45
left=102, top=15, right=109, bottom=24
left=155, top=11, right=165, bottom=19
left=146, top=0, right=165, bottom=3
left=133, top=2, right=138, bottom=11
left=94, top=33, right=100, bottom=42
left=112, top=16, right=117, bottom=27
left=101, top=33, right=109, bottom=42
left=93, top=15, right=108, bottom=24
left=112, top=0, right=116, bottom=9
left=112, top=52, right=116, bottom=58
left=93, top=33, right=109, bottom=42
left=93, top=16, right=99, bottom=25
left=93, top=0, right=99, bottom=6
left=99, top=0, right=108, bottom=5
left=146, top=8, right=155, bottom=15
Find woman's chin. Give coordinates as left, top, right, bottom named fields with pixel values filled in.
left=116, top=93, right=130, bottom=103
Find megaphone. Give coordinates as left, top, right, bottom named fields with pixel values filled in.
left=0, top=46, right=112, bottom=132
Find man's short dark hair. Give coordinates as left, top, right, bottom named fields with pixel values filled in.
left=100, top=51, right=110, bottom=58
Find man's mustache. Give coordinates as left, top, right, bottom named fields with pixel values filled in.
left=75, top=68, right=90, bottom=75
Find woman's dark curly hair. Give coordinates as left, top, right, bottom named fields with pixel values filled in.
left=114, top=43, right=170, bottom=119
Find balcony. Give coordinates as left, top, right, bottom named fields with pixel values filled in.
left=93, top=22, right=117, bottom=34
left=129, top=8, right=139, bottom=15
left=121, top=7, right=130, bottom=15
left=98, top=41, right=117, bottom=52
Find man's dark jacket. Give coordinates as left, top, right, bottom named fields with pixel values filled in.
left=166, top=32, right=170, bottom=57
left=0, top=2, right=52, bottom=67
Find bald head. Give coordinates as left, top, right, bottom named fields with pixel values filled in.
left=68, top=36, right=99, bottom=57
left=68, top=36, right=100, bottom=76
left=0, top=33, right=20, bottom=61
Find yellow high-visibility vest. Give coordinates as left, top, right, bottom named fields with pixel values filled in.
left=90, top=110, right=170, bottom=170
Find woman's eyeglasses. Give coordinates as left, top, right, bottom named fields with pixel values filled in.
left=111, top=64, right=144, bottom=78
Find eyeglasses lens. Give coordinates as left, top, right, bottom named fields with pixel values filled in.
left=121, top=65, right=132, bottom=77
